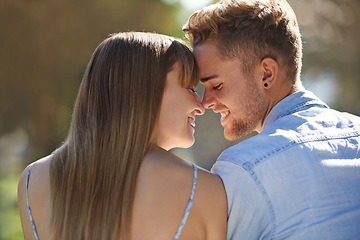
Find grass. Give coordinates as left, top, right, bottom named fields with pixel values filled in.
left=0, top=175, right=23, bottom=240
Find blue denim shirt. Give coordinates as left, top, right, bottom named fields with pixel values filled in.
left=212, top=91, right=360, bottom=240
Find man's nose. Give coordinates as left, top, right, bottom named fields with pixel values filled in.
left=202, top=88, right=216, bottom=109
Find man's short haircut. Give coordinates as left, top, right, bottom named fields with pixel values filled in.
left=183, top=0, right=303, bottom=82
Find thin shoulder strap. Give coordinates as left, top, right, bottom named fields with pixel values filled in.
left=26, top=164, right=40, bottom=240
left=173, top=163, right=198, bottom=240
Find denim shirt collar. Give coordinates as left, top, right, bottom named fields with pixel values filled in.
left=262, top=90, right=329, bottom=131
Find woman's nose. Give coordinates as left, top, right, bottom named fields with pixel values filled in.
left=194, top=93, right=205, bottom=115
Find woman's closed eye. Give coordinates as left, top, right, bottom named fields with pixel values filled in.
left=187, top=87, right=196, bottom=93
left=212, top=83, right=222, bottom=90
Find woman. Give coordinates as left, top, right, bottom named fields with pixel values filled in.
left=17, top=32, right=227, bottom=240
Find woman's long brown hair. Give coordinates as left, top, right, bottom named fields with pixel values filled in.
left=49, top=32, right=199, bottom=239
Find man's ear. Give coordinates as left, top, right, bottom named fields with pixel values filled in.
left=260, top=57, right=278, bottom=89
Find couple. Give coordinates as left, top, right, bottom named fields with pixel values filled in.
left=18, top=0, right=360, bottom=239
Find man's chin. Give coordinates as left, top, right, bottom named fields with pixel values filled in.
left=224, top=126, right=252, bottom=141
left=224, top=129, right=242, bottom=141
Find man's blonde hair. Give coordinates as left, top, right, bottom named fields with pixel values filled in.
left=183, top=0, right=302, bottom=82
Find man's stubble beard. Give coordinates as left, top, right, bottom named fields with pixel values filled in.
left=224, top=79, right=266, bottom=141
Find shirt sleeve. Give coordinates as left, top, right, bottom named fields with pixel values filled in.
left=212, top=160, right=273, bottom=240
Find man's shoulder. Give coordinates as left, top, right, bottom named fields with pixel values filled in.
left=215, top=130, right=294, bottom=170
left=216, top=107, right=360, bottom=169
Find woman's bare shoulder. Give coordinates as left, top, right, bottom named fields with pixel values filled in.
left=132, top=148, right=198, bottom=239
left=18, top=156, right=51, bottom=194
left=138, top=147, right=195, bottom=198
left=132, top=147, right=227, bottom=240
left=18, top=155, right=52, bottom=239
left=18, top=155, right=52, bottom=200
left=189, top=166, right=228, bottom=240
left=197, top=166, right=227, bottom=203
left=141, top=147, right=227, bottom=218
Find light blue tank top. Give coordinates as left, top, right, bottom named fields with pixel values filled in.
left=26, top=164, right=40, bottom=240
left=26, top=163, right=198, bottom=240
left=173, top=163, right=198, bottom=240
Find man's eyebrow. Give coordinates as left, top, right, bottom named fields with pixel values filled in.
left=200, top=75, right=218, bottom=83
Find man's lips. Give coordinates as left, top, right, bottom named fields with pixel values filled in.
left=220, top=110, right=230, bottom=121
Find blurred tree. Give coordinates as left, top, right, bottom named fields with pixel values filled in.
left=4, top=0, right=358, bottom=238
left=0, top=0, right=179, bottom=164
left=289, top=0, right=360, bottom=113
left=0, top=0, right=359, bottom=170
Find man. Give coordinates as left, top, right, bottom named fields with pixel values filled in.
left=183, top=0, right=360, bottom=239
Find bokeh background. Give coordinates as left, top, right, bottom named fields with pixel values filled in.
left=0, top=0, right=359, bottom=238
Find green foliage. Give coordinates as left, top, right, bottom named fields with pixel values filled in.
left=0, top=176, right=23, bottom=240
